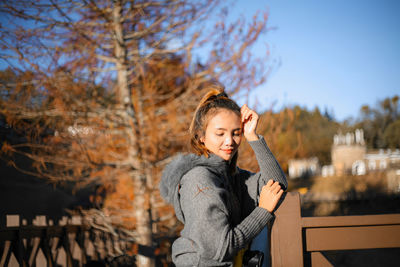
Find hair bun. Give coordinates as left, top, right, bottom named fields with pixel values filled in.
left=207, top=91, right=228, bottom=102
left=216, top=92, right=228, bottom=98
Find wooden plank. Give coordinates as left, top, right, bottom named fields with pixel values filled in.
left=311, top=252, right=334, bottom=267
left=0, top=230, right=17, bottom=240
left=6, top=215, right=20, bottom=227
left=41, top=235, right=56, bottom=267
left=302, top=214, right=400, bottom=228
left=63, top=230, right=74, bottom=267
left=0, top=240, right=12, bottom=267
left=28, top=237, right=41, bottom=266
left=46, top=226, right=64, bottom=237
left=19, top=228, right=44, bottom=239
left=306, top=225, right=400, bottom=251
left=270, top=192, right=303, bottom=267
left=33, top=216, right=47, bottom=226
left=0, top=216, right=134, bottom=266
left=13, top=230, right=28, bottom=267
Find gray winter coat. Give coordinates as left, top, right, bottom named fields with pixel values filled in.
left=159, top=136, right=287, bottom=266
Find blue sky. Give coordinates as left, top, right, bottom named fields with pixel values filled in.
left=234, top=0, right=400, bottom=121
left=1, top=1, right=398, bottom=122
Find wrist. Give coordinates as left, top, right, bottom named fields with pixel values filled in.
left=258, top=203, right=273, bottom=213
left=245, top=133, right=259, bottom=142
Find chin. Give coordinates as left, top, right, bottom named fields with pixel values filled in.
left=215, top=153, right=229, bottom=161
left=222, top=153, right=235, bottom=161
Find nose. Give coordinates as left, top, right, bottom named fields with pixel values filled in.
left=224, top=134, right=234, bottom=145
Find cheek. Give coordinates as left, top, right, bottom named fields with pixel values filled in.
left=204, top=132, right=219, bottom=147
left=210, top=135, right=223, bottom=145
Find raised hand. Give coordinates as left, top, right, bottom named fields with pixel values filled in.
left=241, top=104, right=259, bottom=141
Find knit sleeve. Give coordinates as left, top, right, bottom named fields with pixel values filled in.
left=249, top=135, right=287, bottom=189
left=238, top=135, right=287, bottom=209
left=178, top=167, right=273, bottom=262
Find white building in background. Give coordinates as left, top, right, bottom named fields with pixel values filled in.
left=331, top=129, right=367, bottom=176
left=328, top=129, right=400, bottom=176
left=352, top=160, right=367, bottom=176
left=288, top=157, right=320, bottom=179
left=365, top=149, right=400, bottom=172
left=289, top=129, right=400, bottom=178
left=321, top=165, right=335, bottom=177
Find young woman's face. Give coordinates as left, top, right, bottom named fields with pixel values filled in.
left=201, top=109, right=242, bottom=161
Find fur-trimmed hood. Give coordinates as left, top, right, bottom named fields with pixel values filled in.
left=159, top=153, right=230, bottom=222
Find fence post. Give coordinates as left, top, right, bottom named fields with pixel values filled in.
left=270, top=192, right=303, bottom=267
left=6, top=215, right=20, bottom=227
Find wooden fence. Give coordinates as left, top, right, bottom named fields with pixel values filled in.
left=270, top=192, right=400, bottom=267
left=3, top=193, right=400, bottom=266
left=0, top=215, right=136, bottom=267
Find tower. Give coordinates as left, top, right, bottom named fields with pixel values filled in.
left=331, top=129, right=366, bottom=176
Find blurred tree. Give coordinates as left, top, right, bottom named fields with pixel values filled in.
left=238, top=106, right=339, bottom=173
left=383, top=119, right=400, bottom=148
left=323, top=106, right=335, bottom=122
left=0, top=1, right=272, bottom=265
left=355, top=95, right=399, bottom=149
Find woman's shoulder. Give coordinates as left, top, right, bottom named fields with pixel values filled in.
left=181, top=165, right=224, bottom=188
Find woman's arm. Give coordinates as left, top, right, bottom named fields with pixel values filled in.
left=248, top=135, right=288, bottom=190
left=238, top=105, right=287, bottom=211
left=241, top=104, right=287, bottom=189
left=236, top=136, right=287, bottom=216
left=179, top=167, right=273, bottom=262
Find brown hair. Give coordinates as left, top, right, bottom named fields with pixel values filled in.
left=189, top=83, right=241, bottom=158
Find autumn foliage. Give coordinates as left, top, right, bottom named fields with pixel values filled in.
left=238, top=106, right=339, bottom=173
left=0, top=1, right=272, bottom=265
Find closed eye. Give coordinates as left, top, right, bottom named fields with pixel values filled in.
left=233, top=130, right=241, bottom=136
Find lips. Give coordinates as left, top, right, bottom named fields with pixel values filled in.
left=221, top=148, right=234, bottom=154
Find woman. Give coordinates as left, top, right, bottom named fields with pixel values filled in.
left=160, top=85, right=287, bottom=266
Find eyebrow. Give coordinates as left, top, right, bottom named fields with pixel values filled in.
left=215, top=128, right=242, bottom=131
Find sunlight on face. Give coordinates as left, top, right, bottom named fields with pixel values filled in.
left=201, top=109, right=242, bottom=161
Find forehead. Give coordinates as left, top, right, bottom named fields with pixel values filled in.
left=206, top=109, right=241, bottom=129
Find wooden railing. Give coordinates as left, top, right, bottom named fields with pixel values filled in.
left=4, top=194, right=400, bottom=266
left=0, top=215, right=136, bottom=267
left=270, top=192, right=400, bottom=266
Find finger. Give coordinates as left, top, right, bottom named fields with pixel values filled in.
left=272, top=184, right=282, bottom=194
left=241, top=113, right=247, bottom=123
left=241, top=109, right=250, bottom=122
left=270, top=182, right=280, bottom=193
left=276, top=189, right=284, bottom=198
left=244, top=110, right=252, bottom=122
left=241, top=108, right=248, bottom=122
left=266, top=179, right=274, bottom=187
left=264, top=183, right=274, bottom=192
left=247, top=110, right=258, bottom=121
left=241, top=105, right=251, bottom=115
left=251, top=111, right=259, bottom=121
left=240, top=104, right=248, bottom=114
left=245, top=114, right=252, bottom=123
left=269, top=180, right=278, bottom=187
